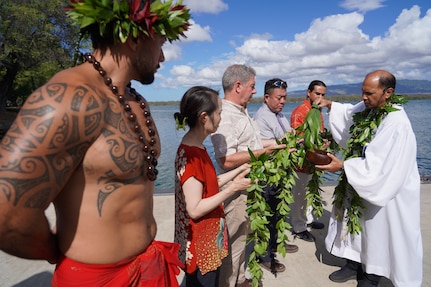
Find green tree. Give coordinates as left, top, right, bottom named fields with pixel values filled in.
left=0, top=0, right=81, bottom=111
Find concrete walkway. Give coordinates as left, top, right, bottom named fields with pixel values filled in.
left=1, top=184, right=430, bottom=287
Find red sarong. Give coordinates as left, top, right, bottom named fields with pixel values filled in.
left=52, top=241, right=184, bottom=287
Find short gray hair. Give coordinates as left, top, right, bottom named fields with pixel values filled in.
left=221, top=64, right=256, bottom=92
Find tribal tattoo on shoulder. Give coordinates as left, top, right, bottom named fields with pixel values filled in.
left=1, top=81, right=148, bottom=214
left=0, top=83, right=104, bottom=208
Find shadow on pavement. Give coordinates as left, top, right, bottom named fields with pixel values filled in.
left=11, top=271, right=52, bottom=287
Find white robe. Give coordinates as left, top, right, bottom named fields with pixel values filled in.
left=325, top=102, right=363, bottom=264
left=325, top=101, right=423, bottom=287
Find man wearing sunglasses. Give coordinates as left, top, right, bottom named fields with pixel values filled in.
left=253, top=78, right=299, bottom=275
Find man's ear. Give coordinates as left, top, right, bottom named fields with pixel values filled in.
left=234, top=81, right=242, bottom=94
left=385, top=87, right=394, bottom=99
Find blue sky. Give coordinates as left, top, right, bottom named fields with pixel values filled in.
left=135, top=0, right=431, bottom=102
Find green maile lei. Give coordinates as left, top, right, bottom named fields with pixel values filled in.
left=66, top=0, right=191, bottom=43
left=246, top=104, right=334, bottom=286
left=334, top=93, right=407, bottom=236
left=246, top=131, right=298, bottom=285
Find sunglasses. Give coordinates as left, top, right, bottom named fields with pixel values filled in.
left=270, top=80, right=287, bottom=89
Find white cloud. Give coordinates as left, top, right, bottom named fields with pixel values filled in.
left=384, top=5, right=431, bottom=55
left=183, top=0, right=228, bottom=14
left=166, top=5, right=431, bottom=91
left=162, top=44, right=182, bottom=62
left=162, top=20, right=212, bottom=63
left=295, top=13, right=369, bottom=52
left=340, top=0, right=386, bottom=13
left=182, top=20, right=213, bottom=42
left=171, top=65, right=194, bottom=76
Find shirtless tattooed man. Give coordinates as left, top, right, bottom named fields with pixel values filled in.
left=0, top=1, right=191, bottom=286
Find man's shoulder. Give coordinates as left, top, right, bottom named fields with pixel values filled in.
left=291, top=102, right=309, bottom=114
left=253, top=104, right=268, bottom=119
left=48, top=64, right=85, bottom=81
left=43, top=67, right=109, bottom=106
left=384, top=106, right=411, bottom=127
left=214, top=110, right=250, bottom=136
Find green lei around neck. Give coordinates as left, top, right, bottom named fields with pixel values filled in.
left=333, top=93, right=407, bottom=235
left=66, top=0, right=191, bottom=43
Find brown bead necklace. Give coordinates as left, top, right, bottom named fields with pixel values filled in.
left=84, top=53, right=158, bottom=181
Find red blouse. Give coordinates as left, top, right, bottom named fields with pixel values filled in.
left=174, top=144, right=228, bottom=275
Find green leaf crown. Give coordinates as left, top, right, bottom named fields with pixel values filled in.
left=66, top=0, right=191, bottom=43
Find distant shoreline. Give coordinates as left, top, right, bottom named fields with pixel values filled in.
left=148, top=93, right=431, bottom=106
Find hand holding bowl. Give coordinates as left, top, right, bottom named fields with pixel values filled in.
left=305, top=149, right=332, bottom=165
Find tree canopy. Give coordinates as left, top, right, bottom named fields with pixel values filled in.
left=0, top=0, right=82, bottom=111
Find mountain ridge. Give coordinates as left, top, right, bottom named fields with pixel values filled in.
left=287, top=79, right=431, bottom=97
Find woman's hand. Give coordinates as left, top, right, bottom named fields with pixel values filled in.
left=231, top=166, right=252, bottom=191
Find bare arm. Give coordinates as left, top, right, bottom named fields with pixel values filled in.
left=261, top=139, right=277, bottom=147
left=0, top=81, right=104, bottom=262
left=217, top=163, right=250, bottom=187
left=317, top=98, right=333, bottom=111
left=218, top=144, right=286, bottom=171
left=182, top=168, right=251, bottom=220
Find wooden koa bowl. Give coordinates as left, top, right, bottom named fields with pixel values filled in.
left=305, top=149, right=332, bottom=165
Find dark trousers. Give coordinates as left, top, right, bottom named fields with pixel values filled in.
left=259, top=185, right=280, bottom=262
left=185, top=267, right=220, bottom=287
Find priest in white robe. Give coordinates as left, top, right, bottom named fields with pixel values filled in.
left=316, top=70, right=422, bottom=287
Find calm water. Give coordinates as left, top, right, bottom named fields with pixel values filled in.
left=152, top=99, right=431, bottom=193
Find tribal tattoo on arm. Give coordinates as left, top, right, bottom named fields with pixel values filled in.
left=0, top=83, right=105, bottom=209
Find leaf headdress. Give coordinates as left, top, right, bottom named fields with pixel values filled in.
left=66, top=0, right=191, bottom=43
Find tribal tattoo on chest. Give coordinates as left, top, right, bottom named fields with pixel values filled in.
left=0, top=82, right=151, bottom=212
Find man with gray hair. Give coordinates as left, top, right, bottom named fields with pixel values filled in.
left=211, top=65, right=282, bottom=287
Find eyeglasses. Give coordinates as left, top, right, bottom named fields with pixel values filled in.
left=270, top=80, right=287, bottom=89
